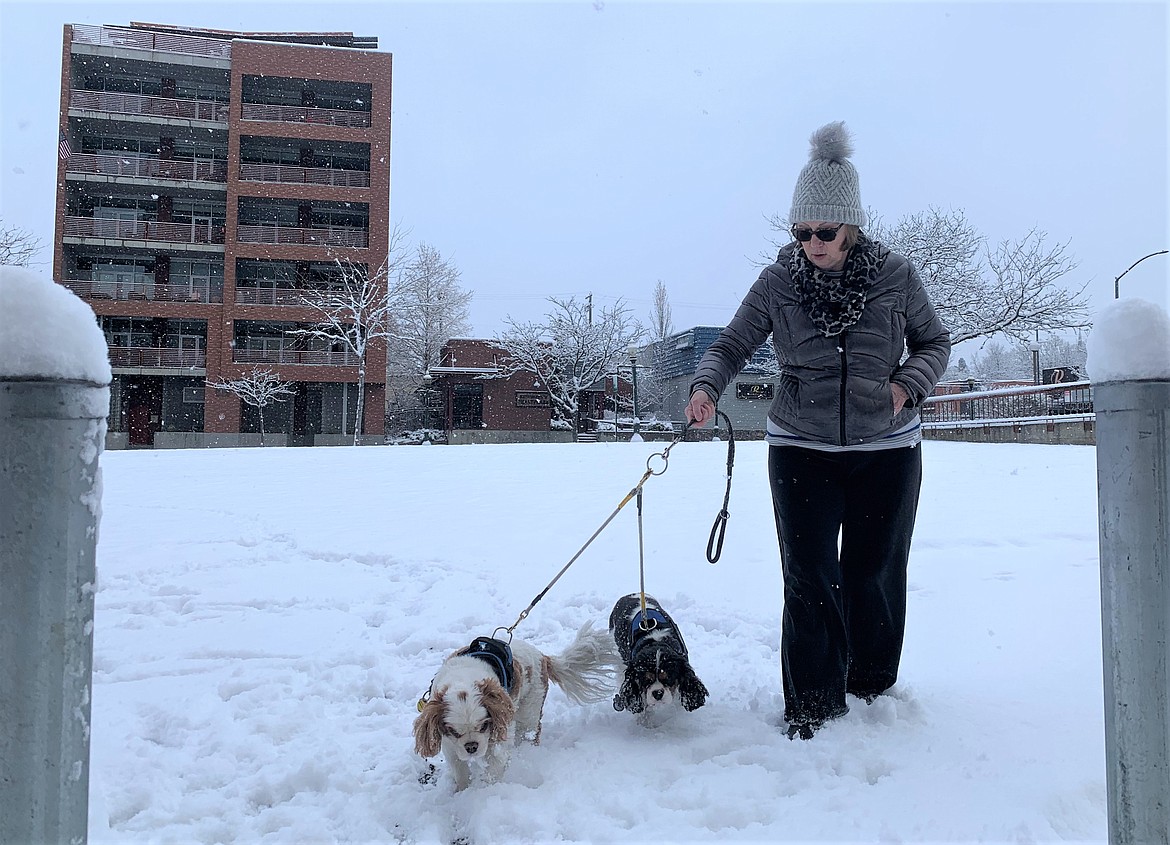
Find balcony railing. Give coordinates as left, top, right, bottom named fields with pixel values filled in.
left=108, top=347, right=207, bottom=369
left=66, top=152, right=228, bottom=183
left=70, top=89, right=229, bottom=123
left=235, top=223, right=368, bottom=248
left=64, top=216, right=224, bottom=245
left=240, top=102, right=371, bottom=128
left=234, top=348, right=359, bottom=366
left=72, top=23, right=232, bottom=60
left=234, top=287, right=317, bottom=307
left=922, top=380, right=1094, bottom=426
left=238, top=162, right=370, bottom=188
left=61, top=278, right=215, bottom=304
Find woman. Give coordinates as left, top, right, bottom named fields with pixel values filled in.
left=685, top=121, right=951, bottom=740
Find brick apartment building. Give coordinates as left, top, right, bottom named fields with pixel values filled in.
left=52, top=22, right=392, bottom=448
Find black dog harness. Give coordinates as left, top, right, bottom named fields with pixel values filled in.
left=460, top=636, right=515, bottom=692
left=417, top=635, right=515, bottom=712
left=628, top=608, right=679, bottom=663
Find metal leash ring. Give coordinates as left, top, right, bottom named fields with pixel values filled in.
left=638, top=616, right=658, bottom=632
left=646, top=450, right=670, bottom=476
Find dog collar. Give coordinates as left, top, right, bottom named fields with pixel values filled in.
left=628, top=608, right=674, bottom=662
left=461, top=636, right=515, bottom=692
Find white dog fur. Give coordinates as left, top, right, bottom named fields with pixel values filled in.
left=413, top=623, right=616, bottom=791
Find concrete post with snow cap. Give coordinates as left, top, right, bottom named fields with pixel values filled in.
left=0, top=265, right=111, bottom=844
left=1089, top=297, right=1170, bottom=845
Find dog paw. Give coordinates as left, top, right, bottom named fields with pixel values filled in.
left=417, top=763, right=437, bottom=786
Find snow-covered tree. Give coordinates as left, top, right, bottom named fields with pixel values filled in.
left=765, top=206, right=1091, bottom=346
left=386, top=242, right=471, bottom=425
left=209, top=367, right=294, bottom=444
left=870, top=210, right=1089, bottom=345
left=0, top=220, right=43, bottom=267
left=296, top=227, right=410, bottom=444
left=962, top=333, right=1089, bottom=383
left=493, top=296, right=642, bottom=434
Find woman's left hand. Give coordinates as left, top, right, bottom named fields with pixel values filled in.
left=891, top=382, right=910, bottom=414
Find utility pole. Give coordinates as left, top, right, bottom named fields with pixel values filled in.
left=586, top=293, right=592, bottom=326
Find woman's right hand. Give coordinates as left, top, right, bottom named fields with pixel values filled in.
left=685, top=390, right=716, bottom=426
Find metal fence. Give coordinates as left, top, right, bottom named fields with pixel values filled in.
left=921, top=380, right=1094, bottom=428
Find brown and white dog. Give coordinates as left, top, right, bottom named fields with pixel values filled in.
left=413, top=623, right=617, bottom=790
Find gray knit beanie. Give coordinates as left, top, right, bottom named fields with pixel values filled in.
left=788, top=121, right=866, bottom=227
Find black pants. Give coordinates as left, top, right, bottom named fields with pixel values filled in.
left=768, top=444, right=923, bottom=725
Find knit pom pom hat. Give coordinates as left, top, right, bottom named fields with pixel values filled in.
left=788, top=121, right=866, bottom=227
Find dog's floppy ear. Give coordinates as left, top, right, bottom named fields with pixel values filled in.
left=476, top=678, right=515, bottom=742
left=679, top=668, right=709, bottom=712
left=413, top=689, right=446, bottom=757
left=613, top=669, right=645, bottom=714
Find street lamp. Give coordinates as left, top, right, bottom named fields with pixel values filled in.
left=1029, top=334, right=1041, bottom=385
left=1114, top=249, right=1168, bottom=298
left=628, top=344, right=641, bottom=441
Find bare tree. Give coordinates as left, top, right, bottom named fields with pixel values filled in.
left=649, top=279, right=674, bottom=342
left=979, top=229, right=1091, bottom=344
left=766, top=207, right=1091, bottom=345
left=296, top=228, right=410, bottom=444
left=493, top=297, right=642, bottom=434
left=628, top=281, right=678, bottom=419
left=210, top=367, right=295, bottom=445
left=386, top=242, right=472, bottom=426
left=0, top=220, right=44, bottom=267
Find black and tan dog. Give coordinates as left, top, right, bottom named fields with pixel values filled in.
left=609, top=593, right=708, bottom=717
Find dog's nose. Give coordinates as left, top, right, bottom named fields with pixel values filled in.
left=464, top=741, right=479, bottom=755
left=652, top=689, right=665, bottom=701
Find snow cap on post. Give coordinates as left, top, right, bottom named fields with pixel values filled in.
left=0, top=265, right=112, bottom=384
left=789, top=121, right=866, bottom=228
left=1087, top=297, right=1170, bottom=383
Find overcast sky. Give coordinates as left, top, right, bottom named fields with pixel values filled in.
left=1, top=0, right=1166, bottom=340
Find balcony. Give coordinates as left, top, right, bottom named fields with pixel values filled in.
left=62, top=278, right=216, bottom=304
left=67, top=152, right=227, bottom=183
left=234, top=348, right=359, bottom=366
left=70, top=89, right=229, bottom=123
left=236, top=223, right=368, bottom=248
left=240, top=102, right=371, bottom=128
left=64, top=216, right=224, bottom=245
left=108, top=347, right=207, bottom=370
left=238, top=162, right=369, bottom=188
left=72, top=23, right=232, bottom=60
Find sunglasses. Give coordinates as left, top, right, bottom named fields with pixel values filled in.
left=791, top=223, right=844, bottom=243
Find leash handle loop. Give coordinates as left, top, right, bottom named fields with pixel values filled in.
left=706, top=508, right=729, bottom=564
left=703, top=410, right=735, bottom=564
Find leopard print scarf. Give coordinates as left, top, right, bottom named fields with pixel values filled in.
left=789, top=234, right=888, bottom=337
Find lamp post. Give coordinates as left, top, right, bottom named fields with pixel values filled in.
left=628, top=345, right=641, bottom=441
left=1114, top=249, right=1168, bottom=299
left=1029, top=334, right=1041, bottom=385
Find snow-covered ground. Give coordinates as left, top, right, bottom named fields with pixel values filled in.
left=85, top=438, right=1107, bottom=843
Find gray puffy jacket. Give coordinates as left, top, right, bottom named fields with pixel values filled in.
left=690, top=243, right=951, bottom=447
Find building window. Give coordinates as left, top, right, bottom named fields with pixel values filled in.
left=515, top=391, right=550, bottom=408
left=735, top=382, right=774, bottom=401
left=182, top=387, right=205, bottom=404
